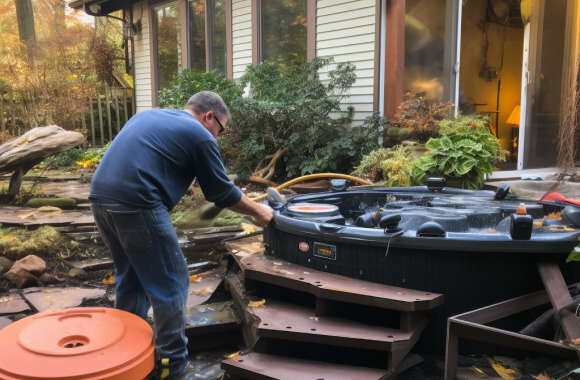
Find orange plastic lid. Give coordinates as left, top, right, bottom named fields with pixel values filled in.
left=288, top=203, right=339, bottom=214
left=0, top=307, right=155, bottom=379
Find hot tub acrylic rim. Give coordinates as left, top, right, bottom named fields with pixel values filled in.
left=271, top=213, right=580, bottom=254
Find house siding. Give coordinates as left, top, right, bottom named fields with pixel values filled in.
left=316, top=0, right=377, bottom=124
left=133, top=0, right=378, bottom=120
left=133, top=1, right=153, bottom=112
left=231, top=0, right=253, bottom=79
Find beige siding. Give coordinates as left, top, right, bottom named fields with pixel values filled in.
left=316, top=0, right=377, bottom=124
left=232, top=0, right=253, bottom=79
left=133, top=1, right=153, bottom=112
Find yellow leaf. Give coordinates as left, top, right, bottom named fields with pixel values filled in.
left=241, top=222, right=257, bottom=235
left=248, top=299, right=266, bottom=308
left=189, top=273, right=207, bottom=283
left=225, top=352, right=239, bottom=359
left=102, top=272, right=115, bottom=285
left=473, top=367, right=486, bottom=375
left=488, top=357, right=517, bottom=380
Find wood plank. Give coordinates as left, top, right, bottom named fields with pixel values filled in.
left=232, top=251, right=443, bottom=312
left=222, top=352, right=392, bottom=380
left=252, top=299, right=424, bottom=351
left=537, top=261, right=580, bottom=345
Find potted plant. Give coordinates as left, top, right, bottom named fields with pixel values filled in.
left=384, top=93, right=454, bottom=149
left=413, top=114, right=508, bottom=189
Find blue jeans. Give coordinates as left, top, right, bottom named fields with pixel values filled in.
left=90, top=198, right=190, bottom=376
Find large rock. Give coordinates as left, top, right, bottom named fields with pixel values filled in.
left=0, top=257, right=14, bottom=274
left=10, top=255, right=46, bottom=275
left=3, top=267, right=38, bottom=288
left=0, top=125, right=85, bottom=195
left=0, top=125, right=85, bottom=173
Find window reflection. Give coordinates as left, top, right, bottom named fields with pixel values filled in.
left=188, top=0, right=227, bottom=73
left=189, top=0, right=206, bottom=72
left=209, top=0, right=227, bottom=73
left=154, top=3, right=181, bottom=93
left=404, top=0, right=446, bottom=103
left=260, top=0, right=307, bottom=65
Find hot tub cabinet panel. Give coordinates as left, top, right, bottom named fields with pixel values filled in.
left=263, top=186, right=580, bottom=353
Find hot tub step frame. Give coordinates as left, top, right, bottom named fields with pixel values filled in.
left=223, top=239, right=444, bottom=378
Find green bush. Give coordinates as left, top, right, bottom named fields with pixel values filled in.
left=158, top=59, right=381, bottom=181
left=352, top=144, right=417, bottom=187
left=222, top=57, right=380, bottom=180
left=35, top=147, right=85, bottom=172
left=413, top=114, right=508, bottom=189
left=158, top=70, right=243, bottom=109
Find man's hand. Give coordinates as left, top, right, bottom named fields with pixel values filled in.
left=227, top=194, right=274, bottom=226
left=252, top=202, right=274, bottom=226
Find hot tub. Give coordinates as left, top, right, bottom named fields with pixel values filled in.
left=263, top=181, right=580, bottom=353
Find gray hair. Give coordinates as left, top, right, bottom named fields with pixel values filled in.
left=184, top=91, right=230, bottom=120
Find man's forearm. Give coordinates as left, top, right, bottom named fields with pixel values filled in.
left=227, top=194, right=273, bottom=225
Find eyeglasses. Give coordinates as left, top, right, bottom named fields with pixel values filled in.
left=214, top=113, right=225, bottom=135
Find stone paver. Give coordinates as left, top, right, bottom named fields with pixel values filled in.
left=22, top=287, right=106, bottom=312
left=0, top=292, right=30, bottom=315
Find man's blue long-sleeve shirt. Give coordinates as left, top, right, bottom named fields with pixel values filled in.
left=89, top=108, right=242, bottom=210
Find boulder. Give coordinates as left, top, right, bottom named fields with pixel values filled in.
left=3, top=267, right=38, bottom=288
left=0, top=257, right=14, bottom=274
left=10, top=255, right=46, bottom=276
left=0, top=125, right=85, bottom=195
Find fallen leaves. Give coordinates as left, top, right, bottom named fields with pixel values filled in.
left=241, top=222, right=257, bottom=235
left=189, top=273, right=208, bottom=283
left=248, top=299, right=266, bottom=308
left=102, top=272, right=115, bottom=285
left=189, top=286, right=216, bottom=296
left=225, top=352, right=239, bottom=359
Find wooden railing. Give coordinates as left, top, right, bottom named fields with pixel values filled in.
left=88, top=85, right=135, bottom=146
left=0, top=85, right=134, bottom=148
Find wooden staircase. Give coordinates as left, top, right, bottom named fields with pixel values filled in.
left=221, top=236, right=444, bottom=379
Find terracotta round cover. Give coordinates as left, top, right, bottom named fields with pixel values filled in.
left=0, top=307, right=154, bottom=379
left=287, top=203, right=339, bottom=216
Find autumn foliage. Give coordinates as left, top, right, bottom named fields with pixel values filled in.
left=0, top=0, right=101, bottom=135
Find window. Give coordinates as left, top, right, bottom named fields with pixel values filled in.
left=403, top=0, right=447, bottom=104
left=259, top=0, right=307, bottom=65
left=153, top=2, right=181, bottom=93
left=188, top=0, right=227, bottom=73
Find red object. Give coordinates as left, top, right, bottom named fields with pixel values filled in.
left=541, top=192, right=580, bottom=206
left=0, top=307, right=154, bottom=379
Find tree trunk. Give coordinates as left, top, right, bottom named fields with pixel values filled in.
left=14, top=0, right=37, bottom=71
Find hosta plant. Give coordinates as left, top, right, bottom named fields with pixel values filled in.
left=413, top=114, right=508, bottom=189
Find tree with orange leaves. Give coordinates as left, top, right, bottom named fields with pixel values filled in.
left=0, top=0, right=122, bottom=137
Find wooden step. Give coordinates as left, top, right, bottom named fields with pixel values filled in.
left=253, top=299, right=425, bottom=351
left=221, top=352, right=393, bottom=380
left=225, top=271, right=424, bottom=370
left=229, top=249, right=443, bottom=312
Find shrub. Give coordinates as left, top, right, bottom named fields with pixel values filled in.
left=413, top=114, right=508, bottom=189
left=158, top=70, right=243, bottom=109
left=352, top=144, right=417, bottom=187
left=158, top=58, right=381, bottom=181
left=222, top=57, right=380, bottom=180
